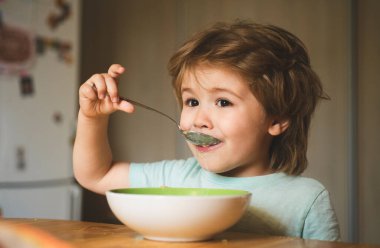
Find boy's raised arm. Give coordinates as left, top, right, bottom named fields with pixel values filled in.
left=73, top=64, right=133, bottom=194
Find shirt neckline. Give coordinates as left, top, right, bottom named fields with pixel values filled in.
left=202, top=168, right=288, bottom=189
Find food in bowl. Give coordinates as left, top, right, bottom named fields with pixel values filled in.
left=106, top=187, right=251, bottom=242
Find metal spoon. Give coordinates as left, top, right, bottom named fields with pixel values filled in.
left=119, top=96, right=221, bottom=146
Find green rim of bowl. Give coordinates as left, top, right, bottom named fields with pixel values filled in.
left=110, top=187, right=250, bottom=197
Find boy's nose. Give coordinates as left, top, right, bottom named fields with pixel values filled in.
left=193, top=107, right=213, bottom=130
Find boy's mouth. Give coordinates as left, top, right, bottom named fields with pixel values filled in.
left=194, top=141, right=222, bottom=152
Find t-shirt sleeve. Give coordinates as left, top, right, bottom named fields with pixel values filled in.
left=129, top=160, right=168, bottom=187
left=303, top=189, right=341, bottom=241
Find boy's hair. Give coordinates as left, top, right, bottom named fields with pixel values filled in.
left=168, top=20, right=328, bottom=175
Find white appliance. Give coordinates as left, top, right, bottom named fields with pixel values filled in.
left=0, top=0, right=81, bottom=220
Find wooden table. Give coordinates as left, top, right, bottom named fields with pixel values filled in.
left=1, top=218, right=378, bottom=248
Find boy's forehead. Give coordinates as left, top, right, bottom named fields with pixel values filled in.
left=180, top=64, right=250, bottom=94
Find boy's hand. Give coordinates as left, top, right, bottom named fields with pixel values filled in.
left=79, top=64, right=134, bottom=118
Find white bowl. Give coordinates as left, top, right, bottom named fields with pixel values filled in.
left=106, top=187, right=251, bottom=242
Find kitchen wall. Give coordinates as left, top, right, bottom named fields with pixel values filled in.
left=80, top=0, right=380, bottom=244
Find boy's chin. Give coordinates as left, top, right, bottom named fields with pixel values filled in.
left=198, top=161, right=230, bottom=174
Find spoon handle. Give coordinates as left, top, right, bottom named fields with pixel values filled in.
left=119, top=96, right=179, bottom=127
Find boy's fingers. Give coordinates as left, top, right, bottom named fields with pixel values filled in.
left=89, top=74, right=107, bottom=99
left=116, top=100, right=135, bottom=113
left=104, top=74, right=119, bottom=103
left=79, top=81, right=97, bottom=100
left=108, top=64, right=125, bottom=78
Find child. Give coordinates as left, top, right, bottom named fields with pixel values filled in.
left=73, top=20, right=340, bottom=241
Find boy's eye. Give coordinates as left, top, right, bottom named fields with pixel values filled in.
left=185, top=98, right=199, bottom=107
left=216, top=99, right=232, bottom=107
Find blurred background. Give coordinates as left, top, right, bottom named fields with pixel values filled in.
left=0, top=0, right=379, bottom=245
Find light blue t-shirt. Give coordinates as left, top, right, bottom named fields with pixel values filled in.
left=129, top=157, right=340, bottom=241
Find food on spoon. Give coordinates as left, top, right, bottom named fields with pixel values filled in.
left=182, top=131, right=221, bottom=146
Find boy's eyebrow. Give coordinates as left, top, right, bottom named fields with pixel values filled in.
left=181, top=86, right=243, bottom=99
left=181, top=87, right=192, bottom=93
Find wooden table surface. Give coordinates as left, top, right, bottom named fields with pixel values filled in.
left=1, top=218, right=378, bottom=248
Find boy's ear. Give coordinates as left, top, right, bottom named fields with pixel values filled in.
left=268, top=119, right=290, bottom=136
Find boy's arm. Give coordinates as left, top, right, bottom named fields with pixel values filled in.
left=73, top=64, right=133, bottom=195
left=73, top=111, right=131, bottom=194
left=303, top=190, right=341, bottom=241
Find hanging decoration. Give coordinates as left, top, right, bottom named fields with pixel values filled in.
left=0, top=10, right=35, bottom=74
left=1, top=0, right=74, bottom=99
left=47, top=0, right=71, bottom=30
left=35, top=35, right=73, bottom=64
left=19, top=72, right=34, bottom=97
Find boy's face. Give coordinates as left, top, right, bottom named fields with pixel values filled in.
left=179, top=64, right=275, bottom=177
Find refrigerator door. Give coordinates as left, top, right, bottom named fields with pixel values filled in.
left=0, top=73, right=76, bottom=182
left=0, top=0, right=81, bottom=183
left=0, top=182, right=81, bottom=220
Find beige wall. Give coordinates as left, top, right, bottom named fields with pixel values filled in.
left=81, top=0, right=380, bottom=244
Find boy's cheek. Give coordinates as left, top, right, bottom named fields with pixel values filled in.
left=179, top=112, right=192, bottom=130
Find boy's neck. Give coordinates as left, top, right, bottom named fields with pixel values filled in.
left=219, top=164, right=274, bottom=178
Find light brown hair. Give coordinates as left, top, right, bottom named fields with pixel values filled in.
left=168, top=20, right=328, bottom=175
